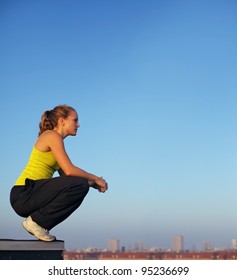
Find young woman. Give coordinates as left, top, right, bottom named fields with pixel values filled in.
left=10, top=105, right=108, bottom=241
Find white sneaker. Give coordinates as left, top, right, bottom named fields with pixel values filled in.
left=22, top=216, right=56, bottom=242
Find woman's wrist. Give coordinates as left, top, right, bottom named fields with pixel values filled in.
left=87, top=173, right=99, bottom=181
left=94, top=176, right=99, bottom=181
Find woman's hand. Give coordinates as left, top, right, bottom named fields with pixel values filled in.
left=95, top=177, right=108, bottom=193
left=89, top=177, right=108, bottom=193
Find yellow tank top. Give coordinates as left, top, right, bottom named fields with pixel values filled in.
left=15, top=146, right=60, bottom=185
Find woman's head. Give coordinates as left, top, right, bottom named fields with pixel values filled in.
left=39, top=105, right=77, bottom=136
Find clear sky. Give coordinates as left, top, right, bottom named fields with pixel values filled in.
left=1, top=0, right=237, bottom=251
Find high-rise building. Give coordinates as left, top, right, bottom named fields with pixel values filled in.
left=203, top=241, right=213, bottom=251
left=231, top=239, right=237, bottom=249
left=108, top=239, right=120, bottom=252
left=172, top=235, right=184, bottom=252
left=134, top=240, right=144, bottom=251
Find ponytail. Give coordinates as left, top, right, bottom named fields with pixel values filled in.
left=38, top=104, right=76, bottom=136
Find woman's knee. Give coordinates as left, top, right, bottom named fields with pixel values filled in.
left=79, top=178, right=90, bottom=195
left=69, top=177, right=90, bottom=196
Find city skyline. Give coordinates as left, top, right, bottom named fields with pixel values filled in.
left=66, top=235, right=237, bottom=252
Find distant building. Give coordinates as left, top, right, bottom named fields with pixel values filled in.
left=203, top=241, right=213, bottom=251
left=64, top=250, right=237, bottom=260
left=108, top=239, right=120, bottom=252
left=172, top=235, right=184, bottom=252
left=134, top=240, right=144, bottom=251
left=231, top=239, right=237, bottom=250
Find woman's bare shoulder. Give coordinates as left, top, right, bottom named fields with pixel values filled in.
left=35, top=130, right=63, bottom=151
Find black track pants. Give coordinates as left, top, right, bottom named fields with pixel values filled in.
left=10, top=176, right=89, bottom=230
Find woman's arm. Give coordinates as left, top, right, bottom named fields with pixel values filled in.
left=59, top=169, right=108, bottom=192
left=48, top=131, right=107, bottom=188
left=58, top=168, right=66, bottom=176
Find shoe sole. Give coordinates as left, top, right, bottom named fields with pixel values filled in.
left=22, top=220, right=56, bottom=242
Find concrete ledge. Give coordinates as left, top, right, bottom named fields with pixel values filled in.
left=0, top=239, right=64, bottom=260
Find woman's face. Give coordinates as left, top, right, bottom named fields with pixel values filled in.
left=63, top=110, right=80, bottom=136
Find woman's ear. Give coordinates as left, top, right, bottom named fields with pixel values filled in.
left=58, top=117, right=65, bottom=126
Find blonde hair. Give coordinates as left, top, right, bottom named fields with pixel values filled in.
left=38, top=104, right=76, bottom=136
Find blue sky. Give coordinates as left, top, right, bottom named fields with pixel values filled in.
left=1, top=0, right=237, bottom=250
